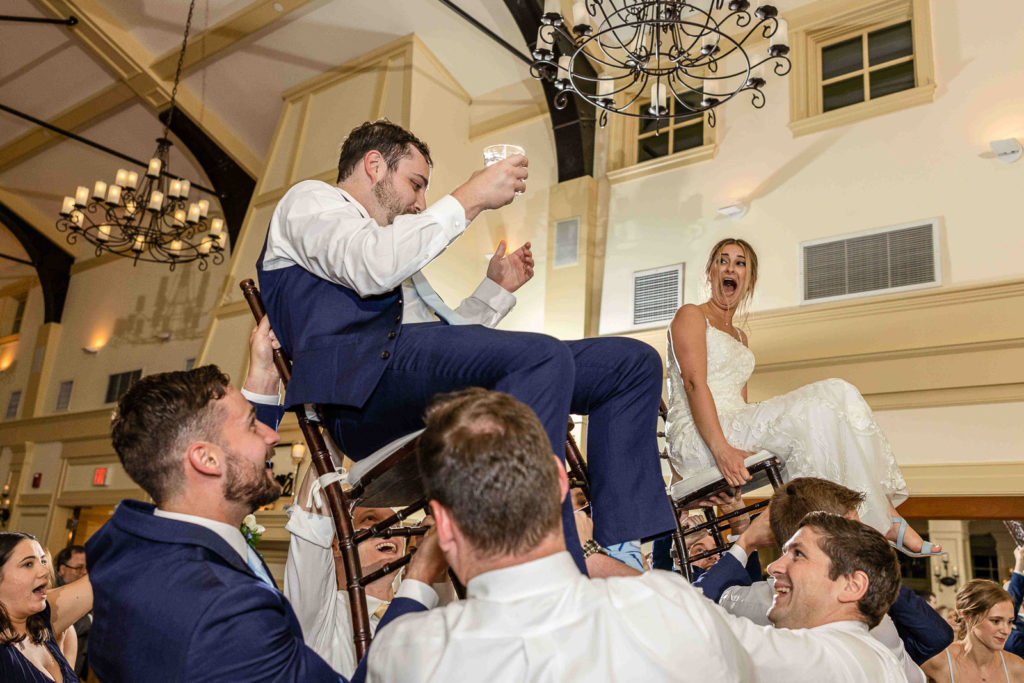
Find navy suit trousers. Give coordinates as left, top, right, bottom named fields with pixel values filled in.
left=323, top=322, right=676, bottom=573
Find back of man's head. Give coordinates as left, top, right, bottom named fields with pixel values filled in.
left=111, top=365, right=230, bottom=506
left=336, top=120, right=433, bottom=183
left=417, top=388, right=561, bottom=558
left=769, top=477, right=865, bottom=545
left=798, top=511, right=901, bottom=629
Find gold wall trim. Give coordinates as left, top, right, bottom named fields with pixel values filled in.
left=57, top=488, right=146, bottom=508
left=606, top=143, right=718, bottom=184
left=901, top=462, right=1024, bottom=497
left=0, top=408, right=112, bottom=446
left=469, top=103, right=549, bottom=141
left=17, top=493, right=52, bottom=507
left=757, top=336, right=1024, bottom=372
left=283, top=36, right=414, bottom=101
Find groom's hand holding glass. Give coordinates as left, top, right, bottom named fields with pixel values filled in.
left=451, top=152, right=528, bottom=222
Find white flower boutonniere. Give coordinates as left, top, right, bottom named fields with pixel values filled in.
left=241, top=513, right=266, bottom=548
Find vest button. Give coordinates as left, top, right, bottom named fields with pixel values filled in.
left=387, top=331, right=396, bottom=340
left=381, top=351, right=391, bottom=360
left=394, top=315, right=401, bottom=323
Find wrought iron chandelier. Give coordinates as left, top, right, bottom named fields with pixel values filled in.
left=56, top=0, right=226, bottom=271
left=531, top=0, right=791, bottom=127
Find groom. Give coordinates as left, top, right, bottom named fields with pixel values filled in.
left=254, top=119, right=674, bottom=573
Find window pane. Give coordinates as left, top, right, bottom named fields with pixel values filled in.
left=822, top=75, right=864, bottom=112
left=637, top=134, right=669, bottom=163
left=868, top=21, right=913, bottom=66
left=672, top=123, right=703, bottom=153
left=869, top=60, right=915, bottom=99
left=821, top=36, right=863, bottom=80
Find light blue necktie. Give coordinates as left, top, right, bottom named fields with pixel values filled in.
left=410, top=272, right=469, bottom=325
left=246, top=545, right=275, bottom=589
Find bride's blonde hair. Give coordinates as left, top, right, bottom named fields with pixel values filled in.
left=703, top=238, right=759, bottom=323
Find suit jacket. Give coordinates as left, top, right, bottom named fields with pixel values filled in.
left=86, top=500, right=342, bottom=682
left=1006, top=571, right=1024, bottom=658
left=692, top=549, right=762, bottom=601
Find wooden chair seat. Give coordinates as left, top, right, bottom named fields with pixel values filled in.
left=347, top=429, right=425, bottom=508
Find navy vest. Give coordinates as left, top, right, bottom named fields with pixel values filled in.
left=257, top=238, right=404, bottom=409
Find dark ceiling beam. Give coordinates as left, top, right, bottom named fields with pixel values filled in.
left=501, top=0, right=594, bottom=181
left=0, top=201, right=72, bottom=324
left=158, top=107, right=256, bottom=246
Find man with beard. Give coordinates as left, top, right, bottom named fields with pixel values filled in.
left=85, top=366, right=436, bottom=682
left=254, top=120, right=675, bottom=576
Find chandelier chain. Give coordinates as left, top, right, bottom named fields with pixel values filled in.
left=162, top=0, right=198, bottom=139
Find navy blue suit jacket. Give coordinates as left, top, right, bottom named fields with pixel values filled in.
left=1006, top=571, right=1024, bottom=658
left=691, top=549, right=762, bottom=601
left=86, top=500, right=342, bottom=682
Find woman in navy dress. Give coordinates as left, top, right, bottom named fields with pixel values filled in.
left=0, top=532, right=92, bottom=682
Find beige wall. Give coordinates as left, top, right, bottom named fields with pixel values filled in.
left=599, top=0, right=1024, bottom=333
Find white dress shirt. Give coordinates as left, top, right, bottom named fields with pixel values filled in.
left=719, top=578, right=921, bottom=682
left=263, top=180, right=515, bottom=327
left=366, top=551, right=755, bottom=683
left=283, top=506, right=438, bottom=677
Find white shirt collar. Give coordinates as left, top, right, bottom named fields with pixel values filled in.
left=467, top=551, right=580, bottom=602
left=813, top=620, right=872, bottom=634
left=153, top=508, right=250, bottom=561
left=334, top=186, right=370, bottom=219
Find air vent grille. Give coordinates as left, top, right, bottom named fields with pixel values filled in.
left=633, top=264, right=683, bottom=326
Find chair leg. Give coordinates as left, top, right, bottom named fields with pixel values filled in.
left=298, top=417, right=371, bottom=661
left=766, top=460, right=784, bottom=489
left=705, top=504, right=726, bottom=550
left=565, top=419, right=591, bottom=507
left=671, top=500, right=691, bottom=581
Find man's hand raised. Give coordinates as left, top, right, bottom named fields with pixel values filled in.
left=734, top=507, right=774, bottom=556
left=451, top=154, right=528, bottom=223
left=404, top=527, right=449, bottom=586
left=487, top=240, right=534, bottom=293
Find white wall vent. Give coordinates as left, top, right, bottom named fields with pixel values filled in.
left=800, top=219, right=940, bottom=304
left=554, top=217, right=580, bottom=268
left=633, top=264, right=683, bottom=327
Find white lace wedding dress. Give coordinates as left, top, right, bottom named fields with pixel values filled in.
left=665, top=320, right=908, bottom=535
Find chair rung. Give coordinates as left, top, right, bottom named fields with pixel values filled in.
left=359, top=549, right=416, bottom=586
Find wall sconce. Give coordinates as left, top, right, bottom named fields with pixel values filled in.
left=82, top=345, right=100, bottom=354
left=990, top=138, right=1022, bottom=164
left=717, top=202, right=748, bottom=220
left=155, top=331, right=172, bottom=342
left=290, top=442, right=306, bottom=464
left=933, top=556, right=959, bottom=587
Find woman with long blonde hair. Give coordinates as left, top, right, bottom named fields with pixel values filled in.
left=665, top=237, right=938, bottom=555
left=921, top=579, right=1024, bottom=682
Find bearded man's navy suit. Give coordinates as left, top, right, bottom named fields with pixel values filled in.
left=86, top=500, right=422, bottom=682
left=257, top=181, right=675, bottom=574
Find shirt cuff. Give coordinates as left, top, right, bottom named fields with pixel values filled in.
left=241, top=387, right=280, bottom=405
left=395, top=579, right=439, bottom=609
left=285, top=507, right=335, bottom=548
left=473, top=277, right=516, bottom=316
left=422, top=195, right=468, bottom=243
left=727, top=543, right=748, bottom=567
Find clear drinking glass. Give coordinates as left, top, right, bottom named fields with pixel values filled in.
left=483, top=144, right=526, bottom=166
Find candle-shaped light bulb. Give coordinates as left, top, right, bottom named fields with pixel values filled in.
left=125, top=171, right=139, bottom=189
left=147, top=157, right=162, bottom=178
left=92, top=180, right=107, bottom=200
left=169, top=240, right=182, bottom=256
left=543, top=0, right=560, bottom=15
left=598, top=79, right=615, bottom=98
left=197, top=199, right=210, bottom=218
left=106, top=184, right=122, bottom=205
left=198, top=238, right=212, bottom=255
left=114, top=168, right=129, bottom=187
left=210, top=218, right=224, bottom=235
left=179, top=179, right=190, bottom=197
left=124, top=198, right=138, bottom=216
left=651, top=82, right=667, bottom=110
left=173, top=209, right=186, bottom=226
left=147, top=190, right=164, bottom=212
left=132, top=235, right=145, bottom=252
left=71, top=211, right=84, bottom=226
left=98, top=224, right=111, bottom=241
left=74, top=186, right=89, bottom=207
left=60, top=197, right=75, bottom=216
left=186, top=203, right=201, bottom=223
left=558, top=56, right=571, bottom=81
left=572, top=0, right=589, bottom=26
left=215, top=233, right=227, bottom=250
left=771, top=19, right=788, bottom=47
left=702, top=31, right=719, bottom=53
left=168, top=179, right=182, bottom=198
left=536, top=25, right=553, bottom=48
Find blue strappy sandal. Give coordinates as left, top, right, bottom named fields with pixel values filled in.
left=889, top=516, right=947, bottom=558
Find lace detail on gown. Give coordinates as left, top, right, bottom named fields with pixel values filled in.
left=665, top=322, right=908, bottom=535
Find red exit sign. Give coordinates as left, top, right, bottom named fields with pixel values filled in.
left=93, top=467, right=108, bottom=486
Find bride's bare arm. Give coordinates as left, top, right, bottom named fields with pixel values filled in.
left=671, top=305, right=752, bottom=485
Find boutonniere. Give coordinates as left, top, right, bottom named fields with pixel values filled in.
left=241, top=514, right=266, bottom=548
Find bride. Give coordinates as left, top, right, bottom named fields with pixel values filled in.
left=665, top=237, right=941, bottom=556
